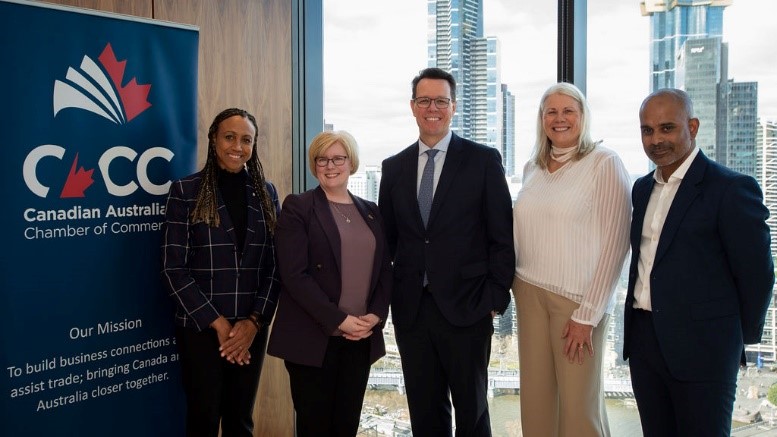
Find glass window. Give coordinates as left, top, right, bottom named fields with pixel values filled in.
left=587, top=1, right=777, bottom=434
left=322, top=0, right=777, bottom=435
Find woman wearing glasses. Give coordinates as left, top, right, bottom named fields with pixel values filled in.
left=267, top=130, right=392, bottom=436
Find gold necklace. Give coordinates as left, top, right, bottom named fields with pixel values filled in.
left=329, top=201, right=352, bottom=223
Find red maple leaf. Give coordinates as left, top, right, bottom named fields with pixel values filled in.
left=60, top=153, right=95, bottom=198
left=98, top=43, right=152, bottom=122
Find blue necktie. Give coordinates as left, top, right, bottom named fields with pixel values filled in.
left=418, top=149, right=439, bottom=228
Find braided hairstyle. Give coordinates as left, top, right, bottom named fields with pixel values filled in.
left=191, top=108, right=277, bottom=234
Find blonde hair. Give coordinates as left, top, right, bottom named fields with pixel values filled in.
left=307, top=130, right=360, bottom=175
left=532, top=82, right=599, bottom=169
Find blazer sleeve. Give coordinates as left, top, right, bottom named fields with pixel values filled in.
left=718, top=175, right=774, bottom=344
left=160, top=179, right=220, bottom=331
left=253, top=181, right=281, bottom=323
left=483, top=147, right=516, bottom=314
left=275, top=194, right=348, bottom=334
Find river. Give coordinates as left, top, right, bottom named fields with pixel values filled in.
left=361, top=390, right=643, bottom=436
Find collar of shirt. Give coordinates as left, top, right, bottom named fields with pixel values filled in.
left=652, top=146, right=699, bottom=185
left=418, top=130, right=452, bottom=156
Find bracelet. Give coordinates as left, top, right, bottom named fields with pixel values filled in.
left=248, top=313, right=262, bottom=330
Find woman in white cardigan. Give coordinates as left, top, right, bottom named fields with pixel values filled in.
left=513, top=82, right=631, bottom=437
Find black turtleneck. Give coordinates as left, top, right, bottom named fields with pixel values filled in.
left=217, top=167, right=248, bottom=250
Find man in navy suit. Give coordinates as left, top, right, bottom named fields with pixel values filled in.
left=378, top=67, right=514, bottom=436
left=623, top=88, right=774, bottom=436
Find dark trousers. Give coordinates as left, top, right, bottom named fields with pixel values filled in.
left=284, top=336, right=371, bottom=437
left=395, top=292, right=494, bottom=437
left=628, top=309, right=736, bottom=437
left=175, top=324, right=269, bottom=437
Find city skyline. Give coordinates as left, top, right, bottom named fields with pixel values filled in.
left=324, top=0, right=777, bottom=176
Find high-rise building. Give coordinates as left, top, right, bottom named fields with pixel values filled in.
left=750, top=119, right=777, bottom=364
left=502, top=84, right=516, bottom=176
left=347, top=165, right=381, bottom=203
left=641, top=0, right=729, bottom=92
left=676, top=37, right=726, bottom=161
left=658, top=4, right=759, bottom=181
left=760, top=119, right=777, bottom=257
left=427, top=0, right=514, bottom=171
left=725, top=81, right=758, bottom=179
left=428, top=0, right=482, bottom=139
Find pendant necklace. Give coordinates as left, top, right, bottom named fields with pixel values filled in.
left=329, top=201, right=352, bottom=223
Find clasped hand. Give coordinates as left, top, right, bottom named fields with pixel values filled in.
left=212, top=317, right=257, bottom=365
left=338, top=314, right=380, bottom=341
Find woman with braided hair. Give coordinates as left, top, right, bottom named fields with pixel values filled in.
left=161, top=108, right=280, bottom=437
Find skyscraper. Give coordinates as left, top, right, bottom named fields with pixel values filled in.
left=428, top=0, right=482, bottom=139
left=641, top=0, right=729, bottom=92
left=676, top=37, right=725, bottom=161
left=646, top=0, right=760, bottom=180
left=725, top=81, right=759, bottom=179
left=760, top=119, right=777, bottom=255
left=749, top=119, right=777, bottom=363
left=502, top=84, right=516, bottom=177
left=427, top=0, right=514, bottom=171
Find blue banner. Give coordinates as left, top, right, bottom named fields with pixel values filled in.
left=0, top=1, right=198, bottom=435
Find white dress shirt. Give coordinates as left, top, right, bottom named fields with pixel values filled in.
left=633, top=146, right=700, bottom=310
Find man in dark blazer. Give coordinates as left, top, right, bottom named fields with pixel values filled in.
left=623, top=88, right=774, bottom=437
left=378, top=67, right=514, bottom=436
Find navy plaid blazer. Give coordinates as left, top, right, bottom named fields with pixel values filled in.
left=161, top=170, right=280, bottom=331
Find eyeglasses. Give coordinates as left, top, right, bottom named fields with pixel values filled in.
left=315, top=155, right=348, bottom=167
left=413, top=97, right=452, bottom=108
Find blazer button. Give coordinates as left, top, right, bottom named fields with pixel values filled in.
left=425, top=239, right=430, bottom=244
left=316, top=264, right=322, bottom=270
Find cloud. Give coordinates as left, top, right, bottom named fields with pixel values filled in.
left=324, top=0, right=777, bottom=175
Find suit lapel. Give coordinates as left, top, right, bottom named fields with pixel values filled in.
left=627, top=174, right=654, bottom=300
left=313, top=187, right=343, bottom=274
left=427, top=134, right=463, bottom=228
left=654, top=152, right=707, bottom=264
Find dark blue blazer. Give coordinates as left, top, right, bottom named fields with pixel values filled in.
left=161, top=170, right=281, bottom=331
left=378, top=133, right=515, bottom=328
left=623, top=151, right=773, bottom=382
left=267, top=187, right=392, bottom=367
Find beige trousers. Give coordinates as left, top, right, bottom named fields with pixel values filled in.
left=513, top=277, right=611, bottom=437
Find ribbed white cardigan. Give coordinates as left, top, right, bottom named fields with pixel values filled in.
left=513, top=146, right=632, bottom=326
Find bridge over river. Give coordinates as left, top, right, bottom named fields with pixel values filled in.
left=368, top=369, right=634, bottom=398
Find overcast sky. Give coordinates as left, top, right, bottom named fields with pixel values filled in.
left=323, top=0, right=777, bottom=176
